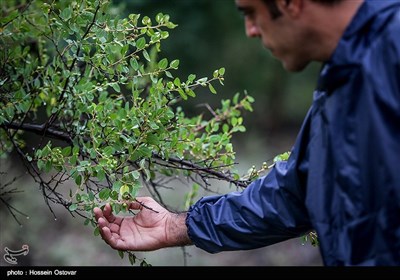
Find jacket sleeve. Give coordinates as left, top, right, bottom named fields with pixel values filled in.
left=186, top=158, right=312, bottom=253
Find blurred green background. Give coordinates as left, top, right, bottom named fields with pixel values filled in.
left=1, top=0, right=322, bottom=266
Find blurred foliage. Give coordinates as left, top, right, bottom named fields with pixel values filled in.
left=112, top=0, right=321, bottom=132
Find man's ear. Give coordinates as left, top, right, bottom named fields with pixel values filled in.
left=276, top=0, right=303, bottom=18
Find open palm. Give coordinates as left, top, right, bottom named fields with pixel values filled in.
left=94, top=197, right=170, bottom=251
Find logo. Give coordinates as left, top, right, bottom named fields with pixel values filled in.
left=3, top=245, right=29, bottom=265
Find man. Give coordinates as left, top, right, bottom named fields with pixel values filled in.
left=94, top=0, right=400, bottom=265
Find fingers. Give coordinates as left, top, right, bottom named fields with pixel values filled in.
left=97, top=218, right=122, bottom=249
left=103, top=203, right=116, bottom=222
left=94, top=203, right=117, bottom=223
left=93, top=207, right=104, bottom=221
left=97, top=217, right=108, bottom=229
left=100, top=225, right=120, bottom=249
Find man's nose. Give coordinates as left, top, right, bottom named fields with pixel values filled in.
left=245, top=21, right=260, bottom=38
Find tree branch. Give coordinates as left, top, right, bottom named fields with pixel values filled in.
left=2, top=121, right=249, bottom=188
left=2, top=122, right=73, bottom=144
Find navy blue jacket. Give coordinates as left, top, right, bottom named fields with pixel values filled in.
left=186, top=0, right=400, bottom=266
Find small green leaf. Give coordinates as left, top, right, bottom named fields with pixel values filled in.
left=208, top=84, right=217, bottom=94
left=142, top=49, right=151, bottom=62
left=174, top=77, right=181, bottom=87
left=94, top=227, right=100, bottom=236
left=186, top=89, right=196, bottom=97
left=130, top=58, right=139, bottom=71
left=62, top=146, right=71, bottom=157
left=75, top=174, right=82, bottom=186
left=129, top=253, right=136, bottom=265
left=118, top=250, right=124, bottom=259
left=99, top=188, right=111, bottom=200
left=136, top=37, right=146, bottom=49
left=110, top=190, right=119, bottom=200
left=89, top=191, right=95, bottom=201
left=170, top=59, right=179, bottom=69
left=165, top=71, right=173, bottom=78
left=69, top=203, right=78, bottom=212
left=103, top=146, right=115, bottom=156
left=97, top=169, right=106, bottom=181
left=60, top=8, right=72, bottom=21
left=178, top=88, right=187, bottom=100
left=111, top=83, right=121, bottom=93
left=158, top=58, right=168, bottom=70
left=44, top=160, right=52, bottom=172
left=188, top=74, right=196, bottom=82
left=119, top=185, right=130, bottom=196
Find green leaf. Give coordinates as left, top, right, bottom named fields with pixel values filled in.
left=142, top=49, right=151, bottom=62
left=94, top=227, right=100, bottom=236
left=188, top=74, right=196, bottom=82
left=62, top=146, right=72, bottom=157
left=273, top=151, right=291, bottom=163
left=146, top=133, right=159, bottom=145
left=165, top=71, right=173, bottom=78
left=130, top=170, right=140, bottom=180
left=170, top=59, right=179, bottom=69
left=136, top=37, right=146, bottom=49
left=218, top=67, right=226, bottom=75
left=103, top=146, right=115, bottom=156
left=129, top=253, right=136, bottom=265
left=119, top=185, right=130, bottom=196
left=97, top=169, right=106, bottom=181
left=118, top=250, right=124, bottom=259
left=44, top=160, right=52, bottom=172
left=174, top=77, right=181, bottom=87
left=60, top=8, right=72, bottom=21
left=178, top=88, right=187, bottom=100
left=70, top=155, right=77, bottom=165
left=73, top=146, right=79, bottom=155
left=110, top=190, right=119, bottom=200
left=186, top=89, right=196, bottom=97
left=75, top=175, right=82, bottom=186
left=158, top=58, right=168, bottom=70
left=99, top=188, right=111, bottom=200
left=208, top=84, right=217, bottom=94
left=69, top=203, right=78, bottom=212
left=111, top=83, right=121, bottom=93
left=130, top=58, right=139, bottom=71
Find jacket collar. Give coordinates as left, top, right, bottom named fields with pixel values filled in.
left=317, top=0, right=400, bottom=92
left=343, top=0, right=400, bottom=38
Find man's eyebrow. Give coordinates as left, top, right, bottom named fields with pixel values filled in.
left=236, top=6, right=253, bottom=14
left=236, top=6, right=248, bottom=12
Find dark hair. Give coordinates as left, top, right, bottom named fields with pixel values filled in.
left=262, top=0, right=344, bottom=19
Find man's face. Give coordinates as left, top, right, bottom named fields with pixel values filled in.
left=235, top=0, right=311, bottom=72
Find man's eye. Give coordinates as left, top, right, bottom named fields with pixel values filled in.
left=238, top=8, right=254, bottom=18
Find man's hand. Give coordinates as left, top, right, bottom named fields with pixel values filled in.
left=93, top=197, right=191, bottom=251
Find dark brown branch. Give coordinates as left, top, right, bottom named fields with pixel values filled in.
left=3, top=121, right=249, bottom=188
left=2, top=122, right=73, bottom=144
left=0, top=196, right=29, bottom=226
left=152, top=153, right=249, bottom=188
